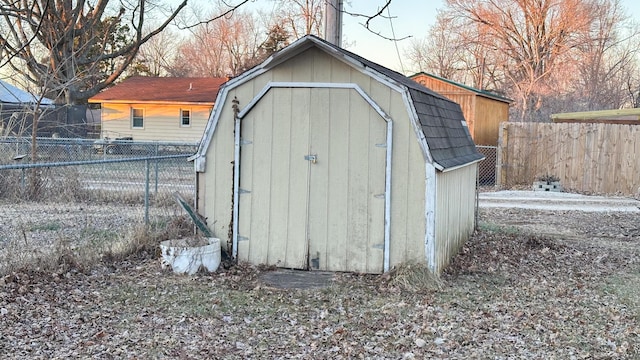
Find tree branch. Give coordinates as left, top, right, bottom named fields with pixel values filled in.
left=338, top=0, right=410, bottom=42
left=177, top=0, right=250, bottom=30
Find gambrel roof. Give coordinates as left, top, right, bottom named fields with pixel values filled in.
left=195, top=35, right=483, bottom=171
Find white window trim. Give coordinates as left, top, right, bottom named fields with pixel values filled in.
left=131, top=108, right=144, bottom=129
left=180, top=108, right=192, bottom=127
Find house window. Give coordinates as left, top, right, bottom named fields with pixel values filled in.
left=181, top=109, right=191, bottom=127
left=132, top=108, right=144, bottom=128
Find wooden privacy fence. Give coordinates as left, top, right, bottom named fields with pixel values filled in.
left=497, top=122, right=640, bottom=195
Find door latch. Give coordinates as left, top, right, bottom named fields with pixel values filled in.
left=304, top=154, right=317, bottom=164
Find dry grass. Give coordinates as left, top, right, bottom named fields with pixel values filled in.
left=386, top=261, right=443, bottom=292
left=0, top=202, right=194, bottom=276
left=1, top=203, right=639, bottom=358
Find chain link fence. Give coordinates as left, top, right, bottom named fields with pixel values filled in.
left=0, top=137, right=199, bottom=273
left=0, top=137, right=197, bottom=207
left=477, top=145, right=497, bottom=187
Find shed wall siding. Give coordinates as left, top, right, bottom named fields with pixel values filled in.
left=101, top=103, right=211, bottom=142
left=198, top=74, right=272, bottom=252
left=412, top=73, right=510, bottom=146
left=237, top=87, right=387, bottom=272
left=474, top=96, right=509, bottom=146
left=434, top=164, right=477, bottom=272
left=201, top=47, right=426, bottom=267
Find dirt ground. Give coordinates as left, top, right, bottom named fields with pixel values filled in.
left=478, top=190, right=640, bottom=254
left=0, top=193, right=639, bottom=358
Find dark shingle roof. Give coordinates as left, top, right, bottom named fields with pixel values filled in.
left=90, top=77, right=226, bottom=103
left=411, top=72, right=512, bottom=104
left=308, top=36, right=484, bottom=169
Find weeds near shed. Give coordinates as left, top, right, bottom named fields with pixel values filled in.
left=0, top=209, right=194, bottom=276
left=387, top=261, right=443, bottom=292
left=478, top=221, right=520, bottom=234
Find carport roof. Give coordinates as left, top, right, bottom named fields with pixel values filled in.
left=0, top=80, right=54, bottom=104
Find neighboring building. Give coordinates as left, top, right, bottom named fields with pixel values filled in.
left=0, top=79, right=54, bottom=105
left=552, top=108, right=640, bottom=124
left=89, top=77, right=226, bottom=142
left=190, top=35, right=484, bottom=274
left=0, top=79, right=55, bottom=137
left=410, top=72, right=511, bottom=146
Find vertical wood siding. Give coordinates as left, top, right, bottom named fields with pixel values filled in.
left=412, top=74, right=510, bottom=146
left=100, top=103, right=211, bottom=142
left=497, top=122, right=640, bottom=195
left=201, top=47, right=427, bottom=271
left=475, top=96, right=508, bottom=146
left=237, top=87, right=387, bottom=272
left=434, top=164, right=477, bottom=273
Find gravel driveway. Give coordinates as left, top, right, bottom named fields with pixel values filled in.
left=480, top=190, right=640, bottom=212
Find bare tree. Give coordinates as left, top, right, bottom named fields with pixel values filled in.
left=271, top=0, right=324, bottom=39
left=170, top=7, right=262, bottom=77
left=129, top=25, right=183, bottom=77
left=0, top=0, right=188, bottom=104
left=442, top=0, right=604, bottom=121
left=406, top=13, right=462, bottom=79
left=571, top=0, right=639, bottom=110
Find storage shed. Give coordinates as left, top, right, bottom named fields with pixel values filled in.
left=191, top=35, right=484, bottom=274
left=410, top=72, right=511, bottom=146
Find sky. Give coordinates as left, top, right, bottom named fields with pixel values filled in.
left=4, top=0, right=640, bottom=83
left=341, top=0, right=442, bottom=75
left=340, top=0, right=640, bottom=75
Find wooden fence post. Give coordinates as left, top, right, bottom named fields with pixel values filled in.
left=496, top=122, right=508, bottom=188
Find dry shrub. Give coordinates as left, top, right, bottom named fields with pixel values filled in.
left=101, top=215, right=194, bottom=262
left=154, top=192, right=176, bottom=207
left=0, top=170, right=22, bottom=201
left=0, top=230, right=83, bottom=275
left=0, top=214, right=195, bottom=276
left=387, top=261, right=443, bottom=292
left=46, top=167, right=92, bottom=202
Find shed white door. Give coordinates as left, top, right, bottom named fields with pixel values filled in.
left=237, top=87, right=387, bottom=273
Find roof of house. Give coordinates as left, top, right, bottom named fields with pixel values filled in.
left=90, top=77, right=227, bottom=104
left=410, top=72, right=512, bottom=104
left=0, top=80, right=54, bottom=105
left=551, top=108, right=640, bottom=124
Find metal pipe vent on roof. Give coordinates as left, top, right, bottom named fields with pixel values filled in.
left=188, top=83, right=192, bottom=91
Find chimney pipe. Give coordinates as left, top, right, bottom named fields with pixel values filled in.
left=324, top=0, right=343, bottom=47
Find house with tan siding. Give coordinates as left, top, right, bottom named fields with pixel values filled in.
left=89, top=77, right=226, bottom=142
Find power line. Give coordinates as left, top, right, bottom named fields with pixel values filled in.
left=386, top=5, right=404, bottom=73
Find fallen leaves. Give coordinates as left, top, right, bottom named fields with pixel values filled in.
left=0, top=207, right=639, bottom=358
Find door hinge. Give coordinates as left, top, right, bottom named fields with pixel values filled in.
left=239, top=188, right=251, bottom=194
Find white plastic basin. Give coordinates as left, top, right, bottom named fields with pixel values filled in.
left=159, top=237, right=221, bottom=275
